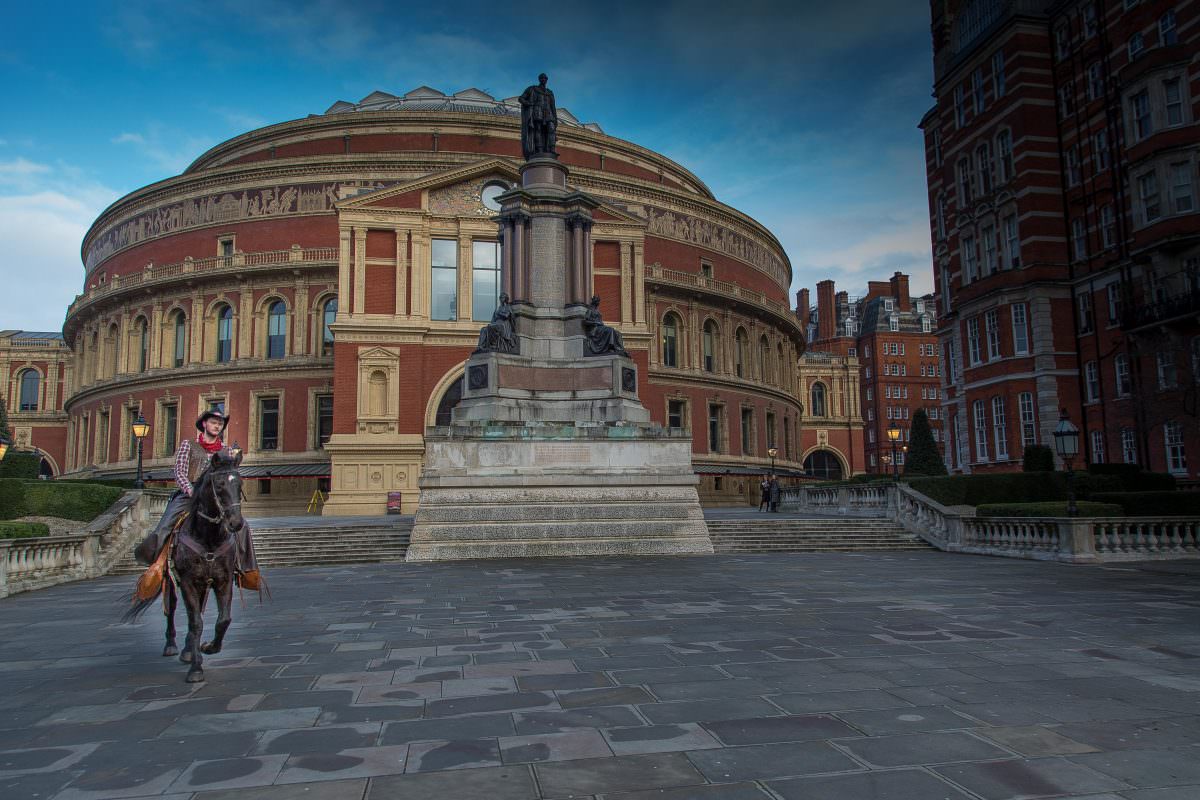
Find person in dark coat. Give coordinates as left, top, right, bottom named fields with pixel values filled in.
left=768, top=476, right=782, bottom=512
left=759, top=477, right=770, bottom=512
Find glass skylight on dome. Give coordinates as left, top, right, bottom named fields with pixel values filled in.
left=322, top=88, right=604, bottom=133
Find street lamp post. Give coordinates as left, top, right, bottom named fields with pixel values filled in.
left=1053, top=408, right=1080, bottom=517
left=132, top=414, right=150, bottom=490
left=768, top=446, right=778, bottom=476
left=886, top=423, right=901, bottom=480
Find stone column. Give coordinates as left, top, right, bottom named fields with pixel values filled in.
left=500, top=223, right=512, bottom=299
left=338, top=227, right=352, bottom=317
left=353, top=229, right=367, bottom=315
left=238, top=285, right=253, bottom=359
left=570, top=218, right=584, bottom=305
left=512, top=216, right=527, bottom=303
left=395, top=228, right=408, bottom=317
left=583, top=221, right=594, bottom=302
left=294, top=282, right=309, bottom=356
left=632, top=242, right=645, bottom=325
left=620, top=240, right=633, bottom=325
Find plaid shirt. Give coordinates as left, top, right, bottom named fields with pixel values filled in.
left=173, top=434, right=222, bottom=495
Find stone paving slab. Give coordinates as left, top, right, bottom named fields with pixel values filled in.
left=2, top=552, right=1200, bottom=798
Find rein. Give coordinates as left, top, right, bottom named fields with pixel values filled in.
left=177, top=466, right=241, bottom=575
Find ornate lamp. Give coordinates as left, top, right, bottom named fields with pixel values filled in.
left=1053, top=408, right=1080, bottom=517
left=886, top=423, right=901, bottom=480
left=768, top=446, right=778, bottom=475
left=132, top=414, right=150, bottom=489
left=0, top=433, right=10, bottom=462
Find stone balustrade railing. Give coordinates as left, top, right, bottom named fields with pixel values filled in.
left=780, top=483, right=893, bottom=517
left=0, top=488, right=170, bottom=599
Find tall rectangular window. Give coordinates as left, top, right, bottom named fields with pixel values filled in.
left=741, top=408, right=754, bottom=455
left=997, top=130, right=1014, bottom=183
left=1139, top=171, right=1161, bottom=222
left=1157, top=351, right=1178, bottom=389
left=967, top=317, right=982, bottom=365
left=1164, top=79, right=1183, bottom=126
left=954, top=85, right=966, bottom=128
left=1011, top=303, right=1029, bottom=354
left=766, top=411, right=776, bottom=449
left=1078, top=292, right=1094, bottom=333
left=259, top=398, right=279, bottom=451
left=977, top=143, right=993, bottom=194
left=1094, top=130, right=1110, bottom=171
left=1019, top=391, right=1036, bottom=447
left=1160, top=10, right=1178, bottom=45
left=1107, top=283, right=1122, bottom=323
left=1091, top=430, right=1106, bottom=463
left=985, top=309, right=1001, bottom=360
left=1100, top=204, right=1116, bottom=249
left=972, top=68, right=985, bottom=115
left=958, top=158, right=973, bottom=205
left=1128, top=32, right=1145, bottom=60
left=1066, top=146, right=1081, bottom=187
left=173, top=313, right=187, bottom=367
left=316, top=394, right=334, bottom=448
left=1122, top=428, right=1138, bottom=464
left=1131, top=89, right=1151, bottom=139
left=962, top=235, right=978, bottom=282
left=1165, top=421, right=1187, bottom=474
left=973, top=399, right=989, bottom=462
left=431, top=238, right=458, bottom=321
left=992, top=50, right=1005, bottom=97
left=981, top=224, right=996, bottom=275
left=668, top=399, right=686, bottom=431
left=1083, top=3, right=1098, bottom=37
left=1072, top=217, right=1088, bottom=260
left=1085, top=360, right=1100, bottom=402
left=992, top=396, right=1008, bottom=460
left=708, top=404, right=723, bottom=454
left=1170, top=163, right=1194, bottom=213
left=932, top=128, right=943, bottom=167
left=1002, top=214, right=1019, bottom=269
left=472, top=241, right=501, bottom=321
left=1115, top=354, right=1131, bottom=396
left=1087, top=62, right=1104, bottom=100
left=162, top=404, right=178, bottom=457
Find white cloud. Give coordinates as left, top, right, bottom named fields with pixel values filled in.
left=0, top=159, right=118, bottom=331
left=112, top=132, right=146, bottom=145
left=110, top=124, right=215, bottom=178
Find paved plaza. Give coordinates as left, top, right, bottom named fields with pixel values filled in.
left=2, top=551, right=1200, bottom=799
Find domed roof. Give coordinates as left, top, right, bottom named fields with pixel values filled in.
left=320, top=87, right=604, bottom=133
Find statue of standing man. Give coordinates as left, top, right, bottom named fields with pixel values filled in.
left=519, top=73, right=558, bottom=160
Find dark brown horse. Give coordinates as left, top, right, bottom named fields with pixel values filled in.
left=126, top=449, right=245, bottom=682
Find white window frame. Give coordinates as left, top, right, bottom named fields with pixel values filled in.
left=1160, top=10, right=1178, bottom=45
left=1071, top=217, right=1088, bottom=261
left=1091, top=430, right=1105, bottom=463
left=1122, top=428, right=1138, bottom=464
left=985, top=309, right=1001, bottom=360
left=1011, top=303, right=1029, bottom=355
left=1139, top=170, right=1161, bottom=223
left=1100, top=204, right=1116, bottom=249
left=1165, top=421, right=1187, bottom=475
left=992, top=50, right=1005, bottom=97
left=973, top=399, right=990, bottom=462
left=1115, top=353, right=1131, bottom=396
left=1001, top=214, right=1019, bottom=269
left=1094, top=129, right=1110, bottom=172
left=1019, top=391, right=1036, bottom=447
left=1163, top=78, right=1183, bottom=126
left=967, top=317, right=982, bottom=365
left=1078, top=291, right=1094, bottom=333
left=1170, top=162, right=1194, bottom=214
left=1157, top=351, right=1178, bottom=389
left=992, top=395, right=1008, bottom=460
left=1106, top=283, right=1121, bottom=323
left=962, top=235, right=978, bottom=283
left=1085, top=360, right=1100, bottom=402
left=1128, top=32, right=1145, bottom=60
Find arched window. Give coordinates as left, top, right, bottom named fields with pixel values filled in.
left=810, top=382, right=827, bottom=417
left=321, top=297, right=337, bottom=357
left=267, top=300, right=287, bottom=359
left=777, top=343, right=787, bottom=388
left=702, top=320, right=717, bottom=372
left=18, top=369, right=39, bottom=411
left=172, top=311, right=187, bottom=367
left=136, top=317, right=149, bottom=372
left=803, top=449, right=843, bottom=480
left=662, top=313, right=680, bottom=368
left=735, top=328, right=749, bottom=378
left=216, top=305, right=233, bottom=363
left=759, top=335, right=771, bottom=383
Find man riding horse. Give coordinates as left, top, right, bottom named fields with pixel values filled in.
left=134, top=409, right=261, bottom=590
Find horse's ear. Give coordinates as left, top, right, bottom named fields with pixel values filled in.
left=211, top=452, right=222, bottom=467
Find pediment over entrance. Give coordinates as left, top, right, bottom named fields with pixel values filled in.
left=336, top=159, right=520, bottom=214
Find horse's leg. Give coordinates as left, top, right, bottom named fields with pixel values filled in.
left=181, top=581, right=206, bottom=682
left=162, top=574, right=178, bottom=657
left=201, top=576, right=234, bottom=655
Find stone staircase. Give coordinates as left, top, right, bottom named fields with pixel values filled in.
left=706, top=517, right=933, bottom=554
left=107, top=519, right=412, bottom=575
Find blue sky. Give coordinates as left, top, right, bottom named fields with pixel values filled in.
left=0, top=0, right=935, bottom=332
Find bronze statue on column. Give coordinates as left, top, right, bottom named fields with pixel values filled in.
left=519, top=74, right=558, bottom=160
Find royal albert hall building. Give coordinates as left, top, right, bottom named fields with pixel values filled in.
left=59, top=87, right=815, bottom=515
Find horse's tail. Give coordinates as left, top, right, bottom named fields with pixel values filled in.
left=122, top=592, right=161, bottom=623
left=123, top=535, right=173, bottom=623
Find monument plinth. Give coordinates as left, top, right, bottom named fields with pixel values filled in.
left=407, top=76, right=711, bottom=561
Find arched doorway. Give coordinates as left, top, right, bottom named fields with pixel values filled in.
left=434, top=376, right=464, bottom=426
left=803, top=449, right=843, bottom=480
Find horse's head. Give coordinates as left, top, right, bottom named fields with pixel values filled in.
left=196, top=448, right=245, bottom=533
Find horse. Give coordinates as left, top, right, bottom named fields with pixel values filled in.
left=126, top=449, right=245, bottom=682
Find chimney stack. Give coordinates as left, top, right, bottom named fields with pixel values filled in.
left=797, top=289, right=810, bottom=323
left=816, top=280, right=836, bottom=342
left=890, top=271, right=912, bottom=312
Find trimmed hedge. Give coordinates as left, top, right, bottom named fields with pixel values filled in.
left=1086, top=465, right=1177, bottom=492
left=0, top=451, right=40, bottom=480
left=0, top=479, right=26, bottom=520
left=907, top=472, right=1123, bottom=507
left=1090, top=491, right=1200, bottom=517
left=0, top=521, right=50, bottom=539
left=1022, top=445, right=1055, bottom=472
left=976, top=501, right=1124, bottom=518
left=20, top=483, right=123, bottom=522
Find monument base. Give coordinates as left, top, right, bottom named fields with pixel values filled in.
left=407, top=423, right=712, bottom=561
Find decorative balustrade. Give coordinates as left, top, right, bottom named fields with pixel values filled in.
left=68, top=247, right=337, bottom=317
left=1093, top=519, right=1200, bottom=558
left=780, top=484, right=891, bottom=517
left=0, top=488, right=170, bottom=598
left=645, top=264, right=799, bottom=326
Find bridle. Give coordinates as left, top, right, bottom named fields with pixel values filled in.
left=177, top=464, right=241, bottom=572
left=193, top=466, right=241, bottom=529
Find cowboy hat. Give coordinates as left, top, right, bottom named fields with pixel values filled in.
left=195, top=410, right=230, bottom=432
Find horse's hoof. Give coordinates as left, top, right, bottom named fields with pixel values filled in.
left=200, top=642, right=221, bottom=655
left=179, top=651, right=193, bottom=663
left=162, top=645, right=178, bottom=657
left=186, top=670, right=205, bottom=683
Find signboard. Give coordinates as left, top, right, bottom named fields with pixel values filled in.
left=386, top=491, right=403, bottom=514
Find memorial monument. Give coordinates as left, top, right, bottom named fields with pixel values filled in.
left=407, top=75, right=712, bottom=561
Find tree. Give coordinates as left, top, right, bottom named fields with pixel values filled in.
left=0, top=396, right=12, bottom=442
left=903, top=408, right=947, bottom=477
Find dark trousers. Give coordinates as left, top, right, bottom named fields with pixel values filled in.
left=135, top=490, right=259, bottom=574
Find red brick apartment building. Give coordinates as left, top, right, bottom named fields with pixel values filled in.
left=799, top=272, right=944, bottom=475
left=920, top=0, right=1198, bottom=477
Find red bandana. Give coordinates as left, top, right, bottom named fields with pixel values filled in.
left=196, top=433, right=223, bottom=454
